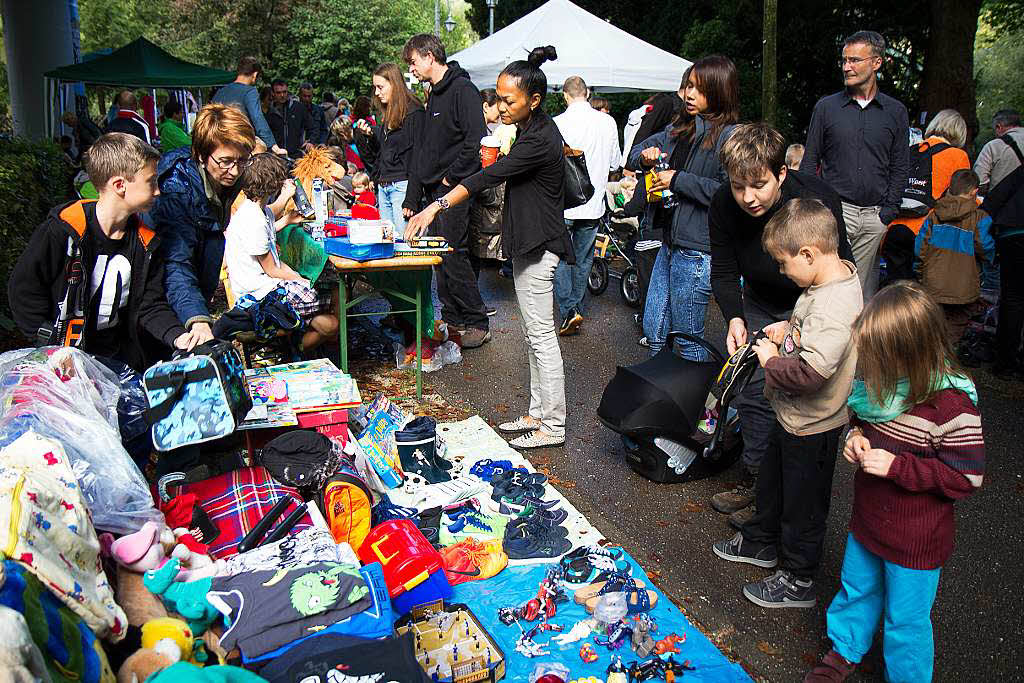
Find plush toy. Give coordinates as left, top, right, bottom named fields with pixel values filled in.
left=116, top=638, right=180, bottom=683
left=0, top=605, right=51, bottom=683
left=143, top=559, right=219, bottom=635
left=116, top=565, right=169, bottom=627
left=110, top=521, right=175, bottom=573
left=141, top=617, right=207, bottom=665
left=146, top=661, right=267, bottom=683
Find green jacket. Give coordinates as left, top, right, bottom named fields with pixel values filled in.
left=158, top=118, right=192, bottom=153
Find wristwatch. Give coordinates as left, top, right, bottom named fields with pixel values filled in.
left=435, top=197, right=450, bottom=212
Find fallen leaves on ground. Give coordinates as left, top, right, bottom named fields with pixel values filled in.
left=656, top=520, right=671, bottom=528
left=757, top=641, right=782, bottom=656
left=494, top=403, right=510, bottom=414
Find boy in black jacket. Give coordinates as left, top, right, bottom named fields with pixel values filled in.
left=403, top=33, right=491, bottom=348
left=9, top=133, right=206, bottom=371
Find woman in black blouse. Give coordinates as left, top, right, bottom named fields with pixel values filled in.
left=406, top=46, right=570, bottom=449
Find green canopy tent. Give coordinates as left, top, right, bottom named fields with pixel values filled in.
left=43, top=37, right=234, bottom=138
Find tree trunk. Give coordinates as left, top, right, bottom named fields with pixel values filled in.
left=762, top=0, right=777, bottom=125
left=918, top=0, right=982, bottom=147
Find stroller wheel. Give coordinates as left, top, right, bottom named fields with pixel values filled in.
left=620, top=266, right=640, bottom=308
left=588, top=257, right=609, bottom=295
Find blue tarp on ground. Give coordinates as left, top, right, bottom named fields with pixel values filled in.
left=451, top=550, right=751, bottom=682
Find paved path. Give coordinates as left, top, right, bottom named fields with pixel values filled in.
left=425, top=265, right=1024, bottom=681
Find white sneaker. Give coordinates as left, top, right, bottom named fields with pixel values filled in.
left=509, top=429, right=565, bottom=449
left=498, top=415, right=542, bottom=433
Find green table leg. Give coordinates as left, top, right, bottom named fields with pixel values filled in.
left=416, top=273, right=423, bottom=398
left=338, top=275, right=348, bottom=374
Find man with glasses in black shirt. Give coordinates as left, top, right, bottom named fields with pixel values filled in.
left=800, top=30, right=909, bottom=301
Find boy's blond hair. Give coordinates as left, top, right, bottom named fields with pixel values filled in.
left=84, top=132, right=160, bottom=190
left=761, top=198, right=838, bottom=256
left=352, top=171, right=370, bottom=188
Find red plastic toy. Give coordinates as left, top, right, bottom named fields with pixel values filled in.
left=652, top=633, right=685, bottom=655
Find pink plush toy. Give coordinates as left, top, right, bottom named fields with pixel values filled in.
left=107, top=522, right=213, bottom=580
left=110, top=522, right=174, bottom=573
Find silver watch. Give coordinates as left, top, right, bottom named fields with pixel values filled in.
left=435, top=197, right=450, bottom=212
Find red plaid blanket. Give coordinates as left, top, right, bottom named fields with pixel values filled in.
left=172, top=466, right=312, bottom=559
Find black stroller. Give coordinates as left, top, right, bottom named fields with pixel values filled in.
left=597, top=331, right=764, bottom=483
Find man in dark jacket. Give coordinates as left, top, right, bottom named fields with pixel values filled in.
left=106, top=90, right=152, bottom=144
left=983, top=164, right=1024, bottom=377
left=708, top=122, right=853, bottom=528
left=265, top=79, right=317, bottom=158
left=403, top=33, right=490, bottom=347
left=8, top=133, right=201, bottom=371
left=298, top=83, right=329, bottom=147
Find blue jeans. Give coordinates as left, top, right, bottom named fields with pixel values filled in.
left=642, top=246, right=712, bottom=359
left=554, top=218, right=599, bottom=320
left=378, top=180, right=408, bottom=233
left=826, top=534, right=941, bottom=682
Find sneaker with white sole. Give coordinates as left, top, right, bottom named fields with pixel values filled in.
left=498, top=416, right=542, bottom=433
left=712, top=532, right=778, bottom=568
left=509, top=429, right=565, bottom=449
left=743, top=570, right=816, bottom=608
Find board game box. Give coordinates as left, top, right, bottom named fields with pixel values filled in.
left=395, top=600, right=505, bottom=683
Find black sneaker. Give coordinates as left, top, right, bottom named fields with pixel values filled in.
left=743, top=570, right=816, bottom=608
left=712, top=532, right=778, bottom=568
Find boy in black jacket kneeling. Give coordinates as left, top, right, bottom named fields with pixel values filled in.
left=8, top=132, right=209, bottom=371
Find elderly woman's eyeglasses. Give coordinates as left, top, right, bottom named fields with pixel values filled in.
left=210, top=155, right=252, bottom=170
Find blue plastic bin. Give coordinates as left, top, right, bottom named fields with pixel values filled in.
left=324, top=237, right=395, bottom=261
left=391, top=569, right=453, bottom=617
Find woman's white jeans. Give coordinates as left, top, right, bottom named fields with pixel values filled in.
left=513, top=250, right=566, bottom=437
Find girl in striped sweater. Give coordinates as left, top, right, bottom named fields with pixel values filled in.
left=806, top=281, right=985, bottom=683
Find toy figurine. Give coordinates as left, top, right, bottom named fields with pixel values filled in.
left=631, top=614, right=658, bottom=657
left=579, top=642, right=598, bottom=664
left=652, top=633, right=685, bottom=656
left=515, top=623, right=563, bottom=658
left=552, top=618, right=596, bottom=645
left=595, top=619, right=633, bottom=649
left=143, top=559, right=219, bottom=635
left=606, top=656, right=629, bottom=683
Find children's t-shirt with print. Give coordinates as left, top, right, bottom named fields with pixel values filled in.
left=224, top=198, right=282, bottom=301
left=208, top=561, right=370, bottom=656
left=767, top=260, right=863, bottom=435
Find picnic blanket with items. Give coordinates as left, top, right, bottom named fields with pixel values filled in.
left=0, top=346, right=750, bottom=683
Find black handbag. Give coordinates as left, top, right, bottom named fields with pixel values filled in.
left=563, top=144, right=595, bottom=210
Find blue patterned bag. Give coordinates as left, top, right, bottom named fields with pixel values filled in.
left=143, top=342, right=252, bottom=451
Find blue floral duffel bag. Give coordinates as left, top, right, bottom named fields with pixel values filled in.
left=143, top=342, right=252, bottom=451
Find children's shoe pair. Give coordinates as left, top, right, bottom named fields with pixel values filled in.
left=712, top=532, right=816, bottom=608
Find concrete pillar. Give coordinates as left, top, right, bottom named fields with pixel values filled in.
left=2, top=0, right=75, bottom=139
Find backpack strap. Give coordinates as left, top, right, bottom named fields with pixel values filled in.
left=1000, top=134, right=1024, bottom=166
left=40, top=200, right=97, bottom=347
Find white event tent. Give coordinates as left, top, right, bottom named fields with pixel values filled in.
left=449, top=0, right=692, bottom=92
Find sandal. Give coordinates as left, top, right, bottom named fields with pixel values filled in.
left=573, top=571, right=644, bottom=605
left=584, top=575, right=658, bottom=614
left=509, top=429, right=565, bottom=449
left=498, top=416, right=542, bottom=433
left=560, top=545, right=628, bottom=584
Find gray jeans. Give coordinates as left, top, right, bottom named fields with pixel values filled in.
left=842, top=202, right=887, bottom=301
left=513, top=250, right=567, bottom=437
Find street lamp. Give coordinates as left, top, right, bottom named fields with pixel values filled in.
left=486, top=0, right=498, bottom=36
left=444, top=13, right=456, bottom=33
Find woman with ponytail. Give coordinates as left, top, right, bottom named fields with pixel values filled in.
left=406, top=46, right=571, bottom=449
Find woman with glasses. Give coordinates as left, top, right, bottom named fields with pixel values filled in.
left=152, top=103, right=276, bottom=341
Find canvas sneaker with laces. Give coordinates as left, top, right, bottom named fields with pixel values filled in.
left=510, top=429, right=565, bottom=449
left=504, top=527, right=572, bottom=560
left=498, top=416, right=542, bottom=433
left=712, top=532, right=778, bottom=568
left=743, top=569, right=816, bottom=608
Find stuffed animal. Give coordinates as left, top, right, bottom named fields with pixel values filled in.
left=147, top=662, right=267, bottom=683
left=116, top=638, right=180, bottom=683
left=230, top=145, right=346, bottom=217
left=141, top=617, right=207, bottom=665
left=116, top=565, right=169, bottom=627
left=143, top=559, right=219, bottom=635
left=107, top=523, right=214, bottom=582
left=109, top=521, right=175, bottom=573
left=0, top=605, right=51, bottom=683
